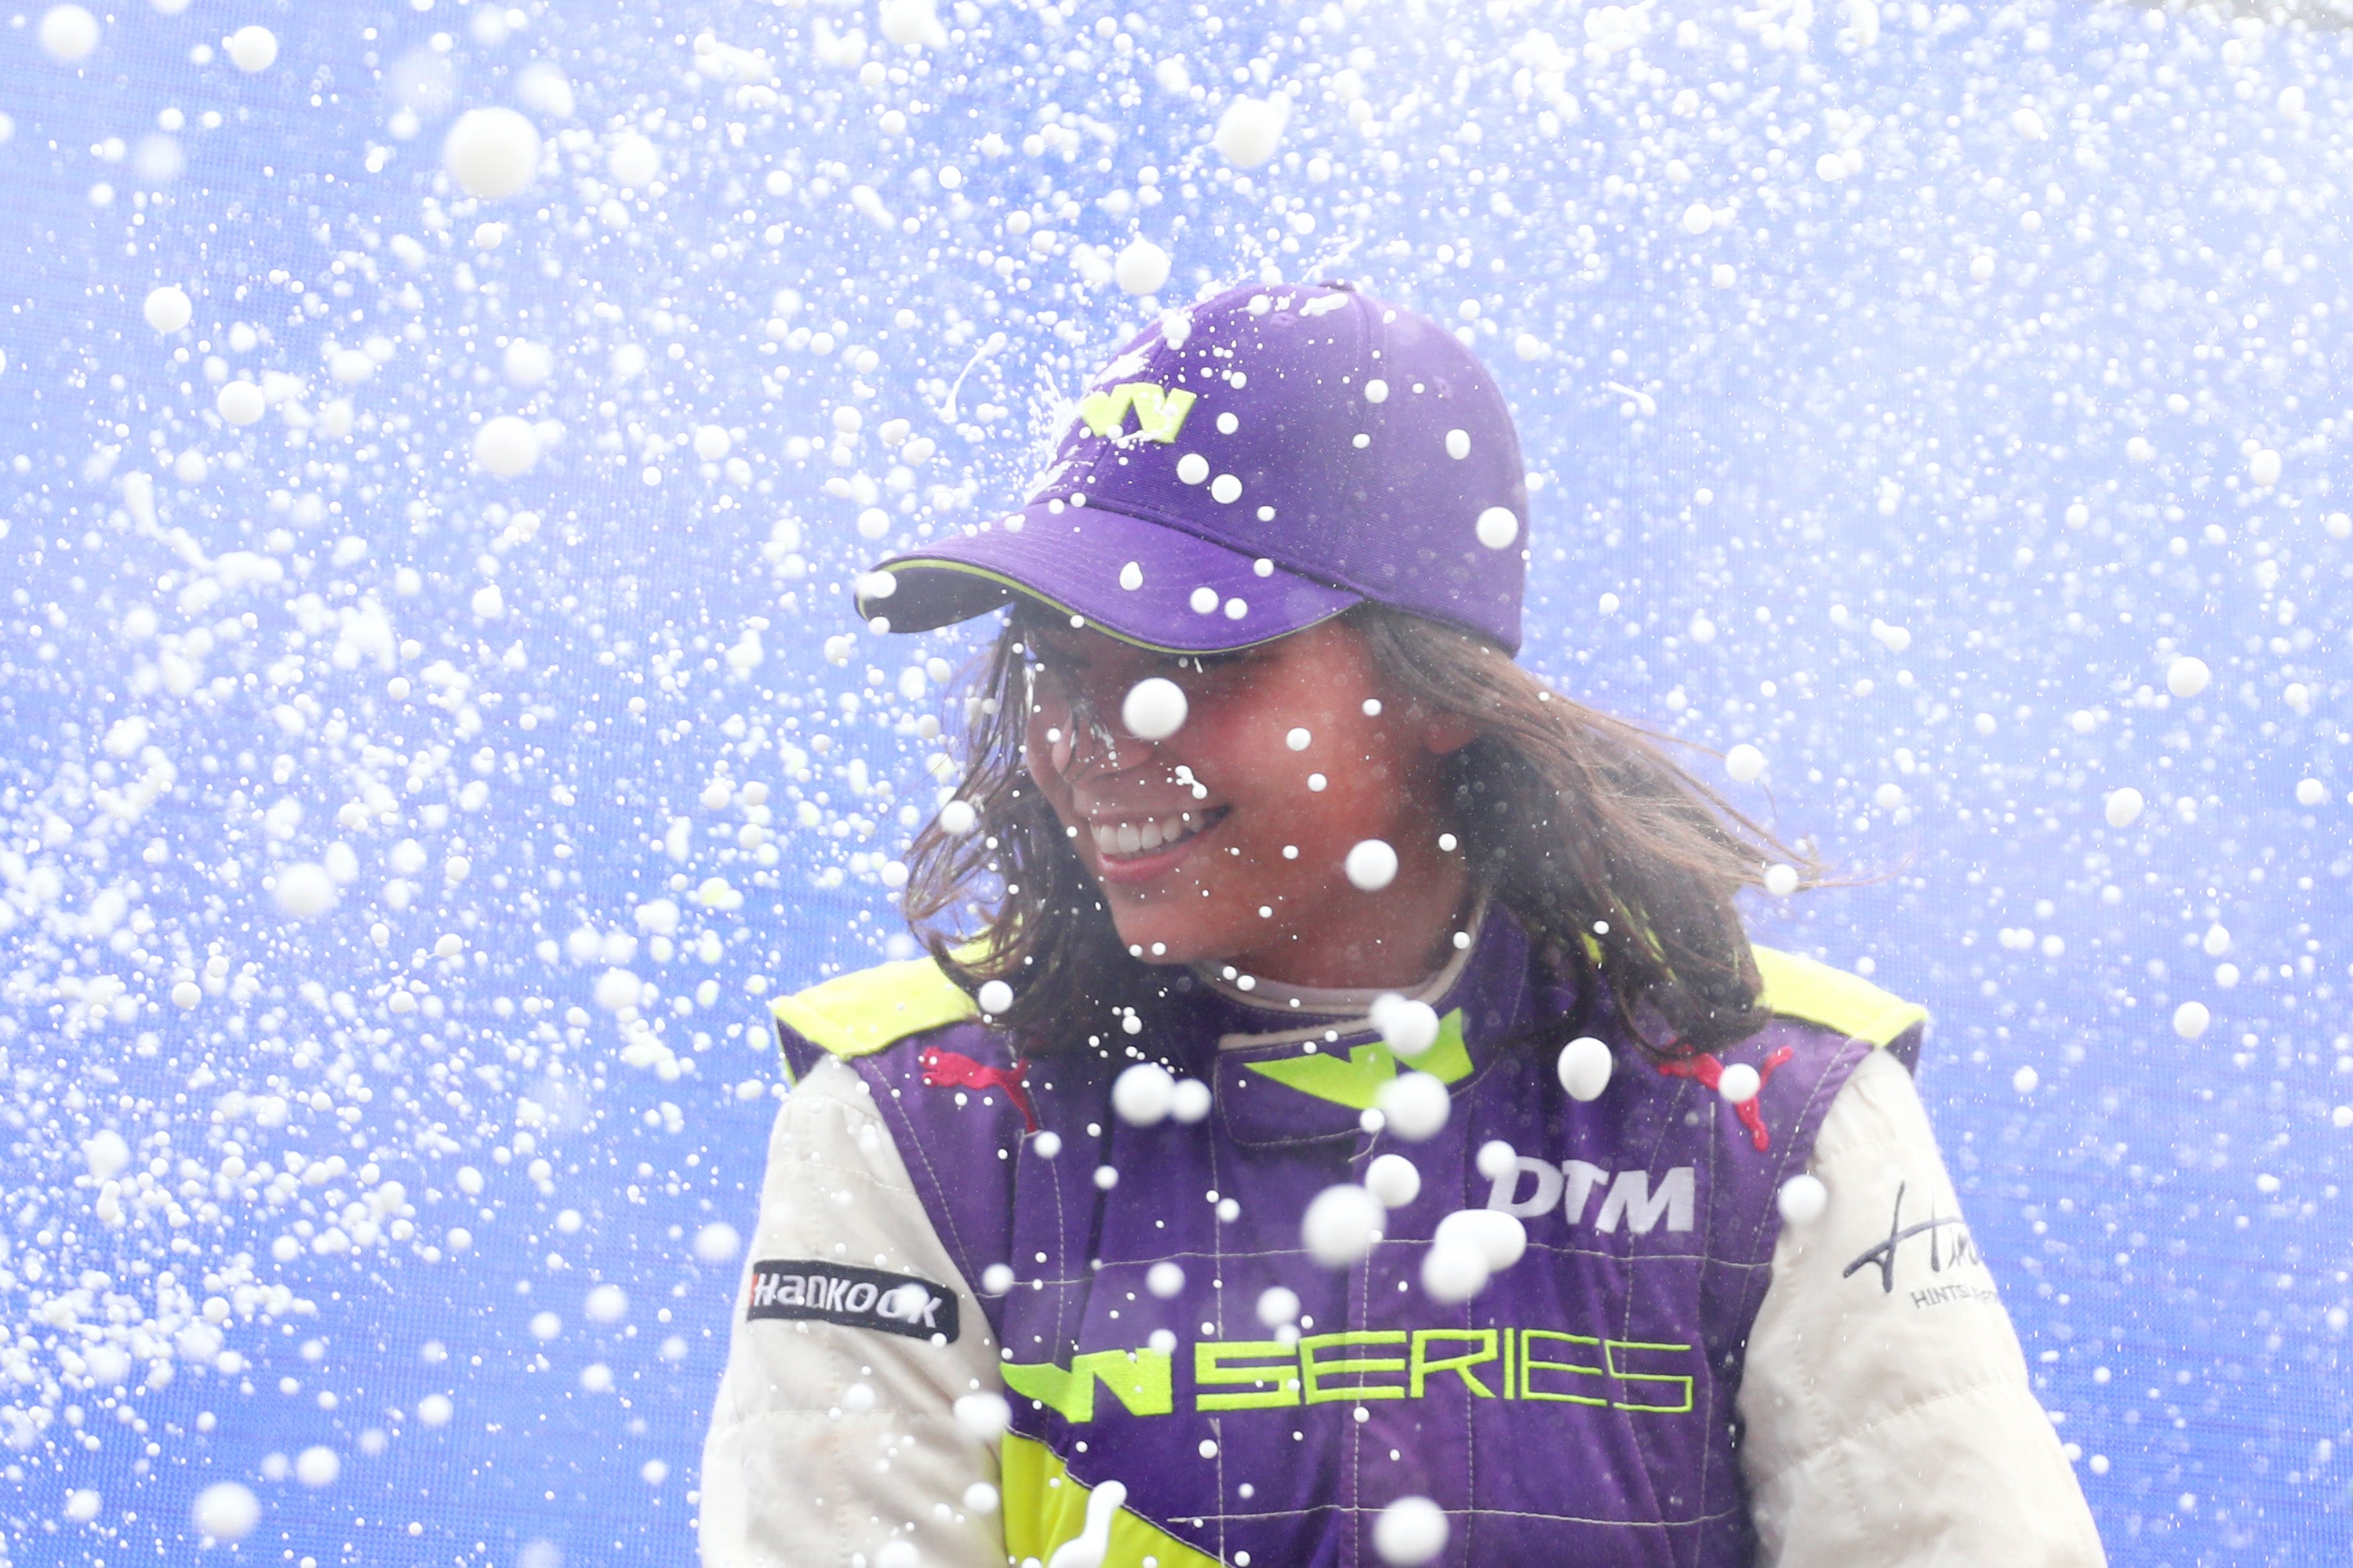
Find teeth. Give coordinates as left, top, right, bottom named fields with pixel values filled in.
left=1092, top=813, right=1210, bottom=859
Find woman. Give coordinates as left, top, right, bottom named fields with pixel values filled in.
left=700, top=280, right=2104, bottom=1566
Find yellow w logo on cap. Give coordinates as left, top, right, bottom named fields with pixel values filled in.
left=1076, top=380, right=1197, bottom=443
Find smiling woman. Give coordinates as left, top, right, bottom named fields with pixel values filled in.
left=705, top=280, right=2103, bottom=1568
left=1004, top=609, right=1471, bottom=984
left=900, top=600, right=1817, bottom=1063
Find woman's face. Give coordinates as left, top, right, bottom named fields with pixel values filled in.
left=1018, top=614, right=1474, bottom=988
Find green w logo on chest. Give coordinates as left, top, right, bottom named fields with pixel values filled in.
left=1242, top=1010, right=1475, bottom=1110
left=1077, top=380, right=1197, bottom=442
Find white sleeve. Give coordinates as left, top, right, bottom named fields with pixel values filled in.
left=699, top=1055, right=1008, bottom=1568
left=1736, top=1049, right=2106, bottom=1567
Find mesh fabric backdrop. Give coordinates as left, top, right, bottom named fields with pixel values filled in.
left=0, top=0, right=2348, bottom=1562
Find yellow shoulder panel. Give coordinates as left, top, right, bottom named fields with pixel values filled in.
left=1751, top=945, right=1927, bottom=1048
left=767, top=955, right=979, bottom=1061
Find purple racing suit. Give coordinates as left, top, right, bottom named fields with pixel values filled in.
left=761, top=910, right=1928, bottom=1566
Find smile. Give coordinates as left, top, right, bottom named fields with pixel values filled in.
left=1092, top=809, right=1209, bottom=859
left=1087, top=806, right=1230, bottom=878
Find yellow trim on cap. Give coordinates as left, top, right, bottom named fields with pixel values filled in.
left=1751, top=944, right=1927, bottom=1047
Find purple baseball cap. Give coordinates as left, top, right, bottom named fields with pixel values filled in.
left=854, top=278, right=1530, bottom=654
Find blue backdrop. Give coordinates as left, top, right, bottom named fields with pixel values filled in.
left=0, top=0, right=2348, bottom=1562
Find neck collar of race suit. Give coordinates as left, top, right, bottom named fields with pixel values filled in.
left=1186, top=894, right=1493, bottom=1023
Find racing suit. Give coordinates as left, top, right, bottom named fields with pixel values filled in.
left=701, top=909, right=2104, bottom=1566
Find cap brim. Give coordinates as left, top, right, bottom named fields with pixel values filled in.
left=857, top=502, right=1362, bottom=653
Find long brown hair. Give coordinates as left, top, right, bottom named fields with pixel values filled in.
left=899, top=604, right=1828, bottom=1061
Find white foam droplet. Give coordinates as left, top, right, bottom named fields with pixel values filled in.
left=2166, top=656, right=2211, bottom=700
left=585, top=1283, right=628, bottom=1322
left=1435, top=1206, right=1526, bottom=1271
left=1776, top=1173, right=1828, bottom=1224
left=1112, top=1062, right=1176, bottom=1126
left=2012, top=1065, right=2040, bottom=1094
left=1373, top=1496, right=1450, bottom=1565
left=82, top=1129, right=130, bottom=1181
left=1170, top=1078, right=1213, bottom=1123
left=939, top=799, right=978, bottom=835
left=144, top=284, right=192, bottom=333
left=1301, top=1183, right=1384, bottom=1266
left=515, top=60, right=574, bottom=117
left=272, top=862, right=336, bottom=918
left=38, top=4, right=100, bottom=62
left=1364, top=1152, right=1421, bottom=1210
left=295, top=1446, right=340, bottom=1488
left=1345, top=839, right=1398, bottom=892
left=976, top=978, right=1014, bottom=1015
left=1213, top=94, right=1289, bottom=169
left=607, top=131, right=660, bottom=188
left=216, top=381, right=264, bottom=426
left=1373, top=1070, right=1449, bottom=1141
left=473, top=415, right=544, bottom=477
left=1256, top=1285, right=1300, bottom=1326
left=1146, top=1260, right=1185, bottom=1297
left=878, top=0, right=947, bottom=48
left=1717, top=1063, right=1762, bottom=1104
left=1762, top=863, right=1800, bottom=897
left=1555, top=1036, right=1613, bottom=1102
left=2104, top=788, right=2144, bottom=828
left=1121, top=678, right=1187, bottom=741
left=191, top=1482, right=260, bottom=1542
left=443, top=107, right=543, bottom=200
left=1419, top=1235, right=1490, bottom=1304
left=1115, top=238, right=1171, bottom=296
left=225, top=24, right=278, bottom=71
left=1725, top=744, right=1766, bottom=784
left=1369, top=995, right=1439, bottom=1057
left=2173, top=1001, right=2211, bottom=1040
left=1475, top=506, right=1518, bottom=549
left=504, top=340, right=555, bottom=387
left=954, top=1390, right=1012, bottom=1439
left=693, top=1221, right=741, bottom=1264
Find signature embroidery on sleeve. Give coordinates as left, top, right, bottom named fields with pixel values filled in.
left=1841, top=1181, right=1983, bottom=1294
